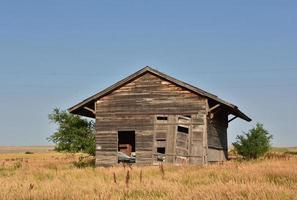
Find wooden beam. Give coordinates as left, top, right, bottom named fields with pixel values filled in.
left=208, top=104, right=220, bottom=113
left=228, top=116, right=238, bottom=123
left=84, top=107, right=95, bottom=115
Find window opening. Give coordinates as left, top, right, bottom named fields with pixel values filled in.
left=177, top=126, right=189, bottom=134
left=157, top=116, right=168, bottom=121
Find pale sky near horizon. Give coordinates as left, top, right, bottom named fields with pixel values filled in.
left=0, top=1, right=296, bottom=147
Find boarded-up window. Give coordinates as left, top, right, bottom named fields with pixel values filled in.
left=178, top=115, right=191, bottom=120
left=155, top=131, right=167, bottom=141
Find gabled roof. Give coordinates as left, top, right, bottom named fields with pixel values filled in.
left=68, top=66, right=251, bottom=121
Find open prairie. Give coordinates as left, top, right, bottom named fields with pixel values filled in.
left=0, top=146, right=54, bottom=154
left=0, top=150, right=296, bottom=200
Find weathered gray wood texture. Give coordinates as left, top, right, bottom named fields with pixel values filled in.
left=69, top=67, right=251, bottom=122
left=95, top=72, right=207, bottom=166
left=153, top=114, right=205, bottom=165
left=207, top=111, right=229, bottom=162
left=68, top=67, right=252, bottom=166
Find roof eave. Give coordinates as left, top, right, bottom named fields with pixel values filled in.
left=68, top=66, right=151, bottom=114
left=233, top=109, right=252, bottom=122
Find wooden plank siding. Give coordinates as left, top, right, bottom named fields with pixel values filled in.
left=95, top=72, right=207, bottom=166
left=153, top=113, right=206, bottom=165
left=68, top=67, right=252, bottom=166
left=189, top=113, right=206, bottom=164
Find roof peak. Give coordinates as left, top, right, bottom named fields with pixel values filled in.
left=141, top=66, right=155, bottom=71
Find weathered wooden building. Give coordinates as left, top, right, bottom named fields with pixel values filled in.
left=69, top=67, right=251, bottom=166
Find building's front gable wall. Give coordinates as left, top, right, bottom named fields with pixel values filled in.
left=95, top=72, right=208, bottom=166
left=96, top=72, right=206, bottom=115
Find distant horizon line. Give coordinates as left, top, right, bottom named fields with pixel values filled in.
left=0, top=145, right=296, bottom=148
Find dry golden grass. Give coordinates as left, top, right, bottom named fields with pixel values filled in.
left=0, top=146, right=54, bottom=154
left=0, top=152, right=296, bottom=200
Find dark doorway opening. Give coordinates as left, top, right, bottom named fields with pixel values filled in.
left=118, top=131, right=136, bottom=163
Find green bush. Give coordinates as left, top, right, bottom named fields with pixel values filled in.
left=48, top=108, right=95, bottom=155
left=233, top=123, right=273, bottom=159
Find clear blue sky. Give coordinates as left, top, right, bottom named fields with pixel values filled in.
left=0, top=1, right=296, bottom=147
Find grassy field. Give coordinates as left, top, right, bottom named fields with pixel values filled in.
left=0, top=146, right=54, bottom=154
left=271, top=147, right=297, bottom=153
left=0, top=150, right=296, bottom=200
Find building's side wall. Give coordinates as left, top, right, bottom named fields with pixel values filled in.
left=207, top=111, right=229, bottom=162
left=95, top=72, right=207, bottom=166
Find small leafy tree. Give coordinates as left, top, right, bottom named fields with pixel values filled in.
left=48, top=108, right=95, bottom=155
left=233, top=123, right=272, bottom=159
